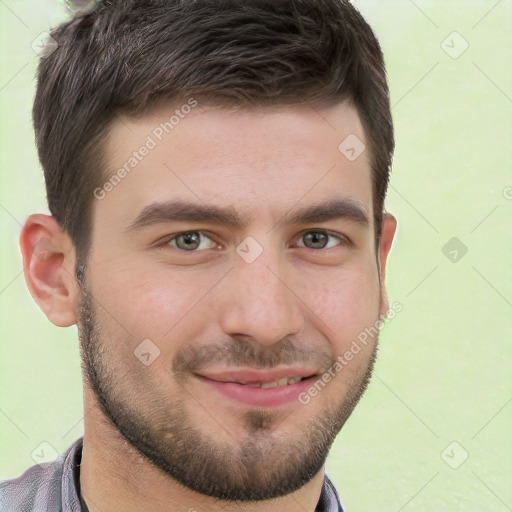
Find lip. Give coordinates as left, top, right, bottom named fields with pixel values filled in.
left=196, top=367, right=318, bottom=384
left=195, top=367, right=320, bottom=407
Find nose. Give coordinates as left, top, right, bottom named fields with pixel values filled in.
left=217, top=247, right=305, bottom=347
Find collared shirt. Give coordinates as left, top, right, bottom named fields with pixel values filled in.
left=0, top=437, right=345, bottom=511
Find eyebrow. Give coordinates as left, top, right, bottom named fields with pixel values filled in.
left=125, top=197, right=370, bottom=232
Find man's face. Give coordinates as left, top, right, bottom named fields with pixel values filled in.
left=78, top=100, right=388, bottom=500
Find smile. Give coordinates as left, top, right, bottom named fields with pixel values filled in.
left=194, top=367, right=321, bottom=407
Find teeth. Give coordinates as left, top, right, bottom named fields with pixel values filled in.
left=259, top=376, right=303, bottom=389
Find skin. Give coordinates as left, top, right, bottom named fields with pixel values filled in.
left=20, top=99, right=396, bottom=512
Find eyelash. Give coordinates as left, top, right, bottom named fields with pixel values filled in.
left=157, top=230, right=351, bottom=252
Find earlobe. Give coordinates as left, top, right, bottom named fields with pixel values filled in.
left=19, top=214, right=80, bottom=327
left=378, top=211, right=397, bottom=318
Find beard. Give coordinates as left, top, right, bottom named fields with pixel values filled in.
left=77, top=282, right=379, bottom=501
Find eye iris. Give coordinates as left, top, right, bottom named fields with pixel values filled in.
left=304, top=232, right=328, bottom=249
left=177, top=232, right=201, bottom=250
left=172, top=231, right=333, bottom=251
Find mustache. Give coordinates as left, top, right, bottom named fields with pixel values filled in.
left=172, top=337, right=335, bottom=374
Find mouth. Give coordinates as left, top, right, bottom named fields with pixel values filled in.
left=194, top=367, right=321, bottom=407
left=242, top=376, right=305, bottom=389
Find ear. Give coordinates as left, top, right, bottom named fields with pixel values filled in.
left=19, top=214, right=80, bottom=327
left=377, top=211, right=397, bottom=318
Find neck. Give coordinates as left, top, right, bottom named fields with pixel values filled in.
left=79, top=392, right=326, bottom=512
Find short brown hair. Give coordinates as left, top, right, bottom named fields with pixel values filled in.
left=33, top=0, right=393, bottom=268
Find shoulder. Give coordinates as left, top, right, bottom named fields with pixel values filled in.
left=0, top=438, right=83, bottom=512
left=0, top=457, right=65, bottom=510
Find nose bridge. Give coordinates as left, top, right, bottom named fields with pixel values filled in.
left=218, top=240, right=304, bottom=345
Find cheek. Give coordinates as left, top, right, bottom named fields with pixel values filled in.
left=88, top=262, right=218, bottom=353
left=88, top=247, right=380, bottom=359
left=300, top=264, right=380, bottom=353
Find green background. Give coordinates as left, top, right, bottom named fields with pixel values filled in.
left=1, top=1, right=511, bottom=510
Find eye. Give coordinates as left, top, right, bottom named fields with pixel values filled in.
left=296, top=230, right=349, bottom=250
left=163, top=231, right=218, bottom=251
left=157, top=229, right=350, bottom=253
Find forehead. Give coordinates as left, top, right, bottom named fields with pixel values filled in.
left=96, top=100, right=373, bottom=229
